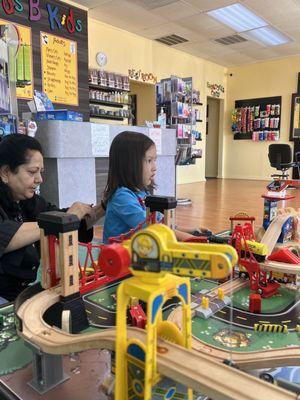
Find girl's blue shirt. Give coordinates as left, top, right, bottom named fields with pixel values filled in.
left=103, top=187, right=148, bottom=244
left=103, top=187, right=163, bottom=243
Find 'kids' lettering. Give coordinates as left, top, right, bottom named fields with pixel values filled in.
left=29, top=0, right=41, bottom=21
left=0, top=0, right=83, bottom=34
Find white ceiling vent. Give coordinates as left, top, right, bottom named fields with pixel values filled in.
left=214, top=34, right=248, bottom=45
left=131, top=0, right=178, bottom=10
left=155, top=34, right=189, bottom=46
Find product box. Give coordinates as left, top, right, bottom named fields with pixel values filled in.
left=0, top=113, right=18, bottom=137
left=35, top=110, right=83, bottom=122
left=34, top=90, right=54, bottom=111
left=89, top=68, right=98, bottom=85
left=278, top=217, right=293, bottom=243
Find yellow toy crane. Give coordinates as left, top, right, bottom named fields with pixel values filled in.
left=113, top=224, right=237, bottom=400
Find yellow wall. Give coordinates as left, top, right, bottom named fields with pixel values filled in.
left=62, top=1, right=299, bottom=183
left=129, top=81, right=156, bottom=126
left=226, top=56, right=299, bottom=180
left=88, top=19, right=227, bottom=184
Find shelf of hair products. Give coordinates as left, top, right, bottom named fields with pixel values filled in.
left=231, top=96, right=281, bottom=141
left=156, top=75, right=202, bottom=165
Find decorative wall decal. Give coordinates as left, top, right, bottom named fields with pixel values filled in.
left=207, top=81, right=224, bottom=97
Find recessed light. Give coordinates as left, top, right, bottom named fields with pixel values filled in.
left=207, top=3, right=267, bottom=33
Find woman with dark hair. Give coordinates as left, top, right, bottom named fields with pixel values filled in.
left=102, top=131, right=198, bottom=243
left=0, top=134, right=103, bottom=302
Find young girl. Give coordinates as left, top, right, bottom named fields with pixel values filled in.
left=102, top=131, right=202, bottom=243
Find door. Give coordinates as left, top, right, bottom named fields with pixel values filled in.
left=205, top=97, right=220, bottom=178
left=129, top=80, right=156, bottom=126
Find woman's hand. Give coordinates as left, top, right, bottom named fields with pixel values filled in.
left=174, top=229, right=194, bottom=241
left=91, top=203, right=105, bottom=220
left=191, top=227, right=212, bottom=237
left=67, top=202, right=93, bottom=220
left=176, top=225, right=212, bottom=237
left=84, top=203, right=106, bottom=229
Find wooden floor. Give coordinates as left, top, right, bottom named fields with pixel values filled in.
left=94, top=178, right=300, bottom=238
left=176, top=178, right=300, bottom=234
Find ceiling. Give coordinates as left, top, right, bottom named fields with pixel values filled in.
left=76, top=0, right=300, bottom=67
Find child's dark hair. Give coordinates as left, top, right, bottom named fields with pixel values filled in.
left=0, top=134, right=43, bottom=216
left=103, top=131, right=155, bottom=203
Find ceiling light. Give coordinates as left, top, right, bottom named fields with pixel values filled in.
left=207, top=3, right=291, bottom=47
left=241, top=26, right=292, bottom=46
left=207, top=3, right=267, bottom=33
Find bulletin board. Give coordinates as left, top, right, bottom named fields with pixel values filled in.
left=40, top=32, right=78, bottom=106
left=0, top=0, right=88, bottom=120
left=0, top=19, right=33, bottom=100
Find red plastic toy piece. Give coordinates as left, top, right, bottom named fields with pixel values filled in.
left=249, top=293, right=261, bottom=313
left=183, top=236, right=208, bottom=243
left=268, top=248, right=300, bottom=264
left=98, top=243, right=131, bottom=278
left=48, top=235, right=60, bottom=287
left=130, top=304, right=147, bottom=329
left=231, top=223, right=280, bottom=298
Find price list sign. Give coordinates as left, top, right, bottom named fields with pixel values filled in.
left=40, top=32, right=78, bottom=106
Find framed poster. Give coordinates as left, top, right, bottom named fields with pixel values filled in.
left=290, top=93, right=300, bottom=140
left=40, top=32, right=78, bottom=106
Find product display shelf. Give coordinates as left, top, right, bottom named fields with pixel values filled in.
left=172, top=115, right=191, bottom=121
left=90, top=114, right=125, bottom=121
left=232, top=96, right=281, bottom=141
left=89, top=80, right=131, bottom=124
left=156, top=75, right=202, bottom=165
left=89, top=83, right=130, bottom=93
left=89, top=99, right=130, bottom=108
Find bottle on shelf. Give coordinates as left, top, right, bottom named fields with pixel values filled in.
left=158, top=107, right=166, bottom=128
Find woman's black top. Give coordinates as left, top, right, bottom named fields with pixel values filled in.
left=0, top=195, right=93, bottom=301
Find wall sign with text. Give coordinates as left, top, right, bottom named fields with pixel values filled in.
left=0, top=0, right=83, bottom=34
left=128, top=68, right=157, bottom=84
left=207, top=82, right=225, bottom=98
left=41, top=32, right=78, bottom=106
left=0, top=1, right=88, bottom=119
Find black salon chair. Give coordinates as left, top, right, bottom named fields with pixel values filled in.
left=268, top=143, right=300, bottom=179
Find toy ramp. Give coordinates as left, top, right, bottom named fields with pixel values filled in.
left=261, top=213, right=295, bottom=255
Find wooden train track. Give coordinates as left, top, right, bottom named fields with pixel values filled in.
left=16, top=288, right=300, bottom=400
left=260, top=260, right=300, bottom=274
left=208, top=278, right=249, bottom=297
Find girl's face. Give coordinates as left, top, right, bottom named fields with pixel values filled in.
left=142, top=144, right=157, bottom=187
left=1, top=150, right=44, bottom=201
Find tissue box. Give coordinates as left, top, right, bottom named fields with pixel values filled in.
left=35, top=110, right=83, bottom=122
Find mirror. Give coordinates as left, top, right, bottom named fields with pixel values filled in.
left=290, top=93, right=300, bottom=140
